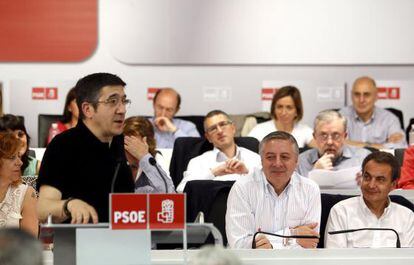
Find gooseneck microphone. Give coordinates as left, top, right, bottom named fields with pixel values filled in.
left=328, top=228, right=401, bottom=248
left=149, top=157, right=169, bottom=193
left=251, top=231, right=319, bottom=249
left=110, top=158, right=123, bottom=193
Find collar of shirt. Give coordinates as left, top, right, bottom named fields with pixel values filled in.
left=261, top=170, right=298, bottom=198
left=358, top=195, right=392, bottom=220
left=351, top=106, right=378, bottom=124
left=212, top=145, right=241, bottom=162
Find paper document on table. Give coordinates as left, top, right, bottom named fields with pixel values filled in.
left=308, top=166, right=360, bottom=189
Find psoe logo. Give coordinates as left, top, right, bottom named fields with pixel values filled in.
left=113, top=210, right=146, bottom=224
left=157, top=199, right=174, bottom=223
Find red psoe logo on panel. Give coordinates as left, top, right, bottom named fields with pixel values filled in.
left=45, top=87, right=58, bottom=100
left=388, top=87, right=400, bottom=99
left=110, top=194, right=147, bottom=230
left=32, top=87, right=45, bottom=100
left=147, top=88, right=161, bottom=100
left=149, top=194, right=185, bottom=230
left=377, top=87, right=388, bottom=99
left=261, top=88, right=278, bottom=101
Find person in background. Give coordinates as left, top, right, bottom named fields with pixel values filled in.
left=0, top=132, right=38, bottom=237
left=123, top=116, right=175, bottom=193
left=47, top=87, right=79, bottom=144
left=398, top=145, right=414, bottom=189
left=248, top=86, right=315, bottom=148
left=297, top=110, right=371, bottom=178
left=340, top=76, right=407, bottom=149
left=0, top=228, right=43, bottom=265
left=226, top=131, right=320, bottom=249
left=151, top=88, right=200, bottom=148
left=176, top=110, right=261, bottom=193
left=325, top=151, right=414, bottom=248
left=0, top=114, right=40, bottom=176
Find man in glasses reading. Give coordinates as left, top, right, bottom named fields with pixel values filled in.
left=297, top=110, right=370, bottom=178
left=176, top=110, right=260, bottom=192
left=37, top=73, right=135, bottom=224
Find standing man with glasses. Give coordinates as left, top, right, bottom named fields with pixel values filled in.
left=297, top=110, right=371, bottom=178
left=37, top=73, right=135, bottom=224
left=151, top=88, right=200, bottom=148
left=176, top=110, right=260, bottom=192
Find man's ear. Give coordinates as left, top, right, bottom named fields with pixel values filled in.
left=81, top=102, right=95, bottom=119
left=205, top=132, right=212, bottom=143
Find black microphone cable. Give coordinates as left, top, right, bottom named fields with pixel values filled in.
left=328, top=228, right=401, bottom=248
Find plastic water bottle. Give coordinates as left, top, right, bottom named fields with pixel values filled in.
left=410, top=125, right=414, bottom=146
left=47, top=123, right=59, bottom=143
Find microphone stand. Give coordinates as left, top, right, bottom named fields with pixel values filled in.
left=328, top=228, right=401, bottom=248
left=252, top=231, right=319, bottom=249
left=149, top=157, right=169, bottom=193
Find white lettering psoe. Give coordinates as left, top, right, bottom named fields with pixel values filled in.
left=114, top=211, right=146, bottom=224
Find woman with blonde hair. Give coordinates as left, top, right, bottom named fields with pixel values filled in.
left=0, top=132, right=38, bottom=236
left=123, top=116, right=175, bottom=193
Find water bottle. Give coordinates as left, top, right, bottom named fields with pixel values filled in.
left=410, top=124, right=414, bottom=146
left=47, top=122, right=59, bottom=143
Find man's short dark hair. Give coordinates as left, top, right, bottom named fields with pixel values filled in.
left=75, top=73, right=126, bottom=119
left=362, top=151, right=400, bottom=181
left=259, top=131, right=299, bottom=156
left=203, top=110, right=231, bottom=132
left=153, top=88, right=181, bottom=110
left=0, top=228, right=43, bottom=265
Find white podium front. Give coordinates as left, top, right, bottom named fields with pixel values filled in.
left=151, top=248, right=414, bottom=265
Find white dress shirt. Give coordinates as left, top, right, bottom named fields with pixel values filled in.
left=226, top=168, right=321, bottom=249
left=176, top=146, right=261, bottom=192
left=325, top=196, right=414, bottom=248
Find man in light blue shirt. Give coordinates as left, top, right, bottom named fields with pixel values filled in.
left=151, top=88, right=200, bottom=148
left=340, top=76, right=407, bottom=149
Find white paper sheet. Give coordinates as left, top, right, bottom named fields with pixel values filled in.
left=308, top=166, right=360, bottom=189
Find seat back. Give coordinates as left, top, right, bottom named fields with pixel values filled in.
left=318, top=193, right=414, bottom=248
left=385, top=107, right=404, bottom=130
left=406, top=118, right=414, bottom=144
left=38, top=114, right=63, bottom=147
left=169, top=137, right=259, bottom=188
left=177, top=115, right=205, bottom=136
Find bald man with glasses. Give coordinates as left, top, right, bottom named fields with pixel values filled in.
left=297, top=110, right=371, bottom=178
left=176, top=110, right=260, bottom=192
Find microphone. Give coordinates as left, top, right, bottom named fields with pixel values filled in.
left=110, top=158, right=123, bottom=193
left=328, top=228, right=401, bottom=248
left=149, top=156, right=169, bottom=193
left=251, top=231, right=319, bottom=249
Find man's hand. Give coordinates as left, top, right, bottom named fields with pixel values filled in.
left=211, top=159, right=248, bottom=177
left=293, top=223, right=319, bottom=249
left=313, top=153, right=334, bottom=170
left=67, top=199, right=98, bottom=224
left=255, top=234, right=272, bottom=249
left=125, top=135, right=149, bottom=161
left=388, top=132, right=404, bottom=143
left=225, top=159, right=249, bottom=175
left=154, top=117, right=177, bottom=133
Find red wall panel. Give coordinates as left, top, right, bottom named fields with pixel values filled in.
left=0, top=0, right=97, bottom=62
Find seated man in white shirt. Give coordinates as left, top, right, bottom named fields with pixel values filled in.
left=176, top=110, right=261, bottom=192
left=226, top=131, right=321, bottom=249
left=325, top=151, right=414, bottom=248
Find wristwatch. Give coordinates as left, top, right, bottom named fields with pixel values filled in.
left=63, top=197, right=74, bottom=218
